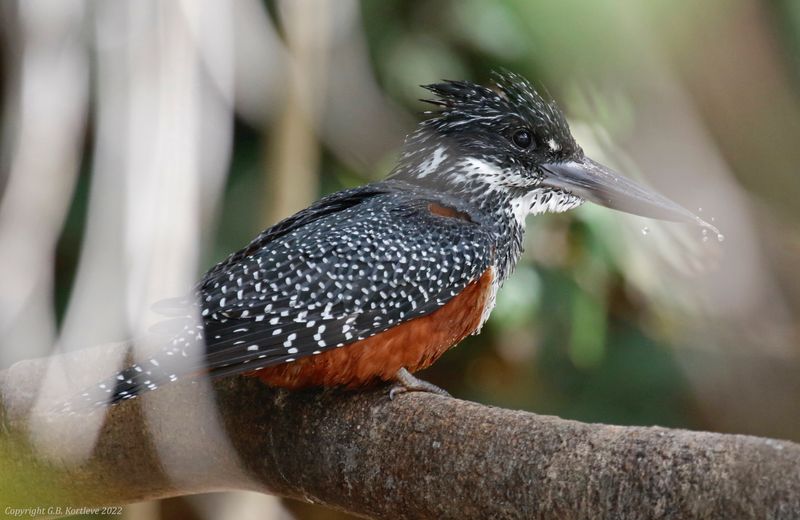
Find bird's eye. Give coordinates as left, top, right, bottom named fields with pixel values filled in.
left=512, top=129, right=533, bottom=149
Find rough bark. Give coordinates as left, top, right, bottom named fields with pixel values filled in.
left=1, top=350, right=799, bottom=520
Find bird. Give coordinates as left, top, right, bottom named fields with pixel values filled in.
left=68, top=70, right=699, bottom=411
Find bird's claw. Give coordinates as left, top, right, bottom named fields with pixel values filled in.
left=388, top=368, right=451, bottom=400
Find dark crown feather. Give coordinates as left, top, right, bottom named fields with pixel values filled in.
left=419, top=70, right=573, bottom=146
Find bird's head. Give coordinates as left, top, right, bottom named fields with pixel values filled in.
left=393, top=70, right=696, bottom=224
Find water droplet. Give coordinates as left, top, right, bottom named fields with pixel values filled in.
left=697, top=207, right=703, bottom=212
left=641, top=227, right=649, bottom=236
left=691, top=213, right=723, bottom=246
left=710, top=216, right=716, bottom=223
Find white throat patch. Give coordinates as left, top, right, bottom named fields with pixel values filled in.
left=510, top=188, right=583, bottom=226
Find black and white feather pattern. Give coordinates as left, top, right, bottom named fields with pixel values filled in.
left=61, top=71, right=587, bottom=412
left=89, top=183, right=495, bottom=406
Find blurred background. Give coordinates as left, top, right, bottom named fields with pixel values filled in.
left=1, top=0, right=799, bottom=518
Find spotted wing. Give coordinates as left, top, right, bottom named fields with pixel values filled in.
left=197, top=190, right=494, bottom=378
left=82, top=186, right=494, bottom=408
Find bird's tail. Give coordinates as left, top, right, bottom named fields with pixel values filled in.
left=51, top=314, right=211, bottom=414
left=52, top=351, right=195, bottom=415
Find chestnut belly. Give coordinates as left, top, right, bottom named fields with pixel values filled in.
left=251, top=267, right=494, bottom=389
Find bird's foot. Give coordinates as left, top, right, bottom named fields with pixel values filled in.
left=388, top=368, right=451, bottom=400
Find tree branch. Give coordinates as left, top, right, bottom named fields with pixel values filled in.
left=1, top=349, right=799, bottom=519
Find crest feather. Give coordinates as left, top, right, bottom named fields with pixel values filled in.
left=420, top=70, right=571, bottom=141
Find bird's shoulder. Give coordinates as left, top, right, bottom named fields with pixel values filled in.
left=198, top=182, right=489, bottom=325
left=200, top=181, right=491, bottom=291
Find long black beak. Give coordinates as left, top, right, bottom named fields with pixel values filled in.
left=540, top=157, right=697, bottom=223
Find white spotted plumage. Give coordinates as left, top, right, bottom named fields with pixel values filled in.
left=58, top=70, right=592, bottom=413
